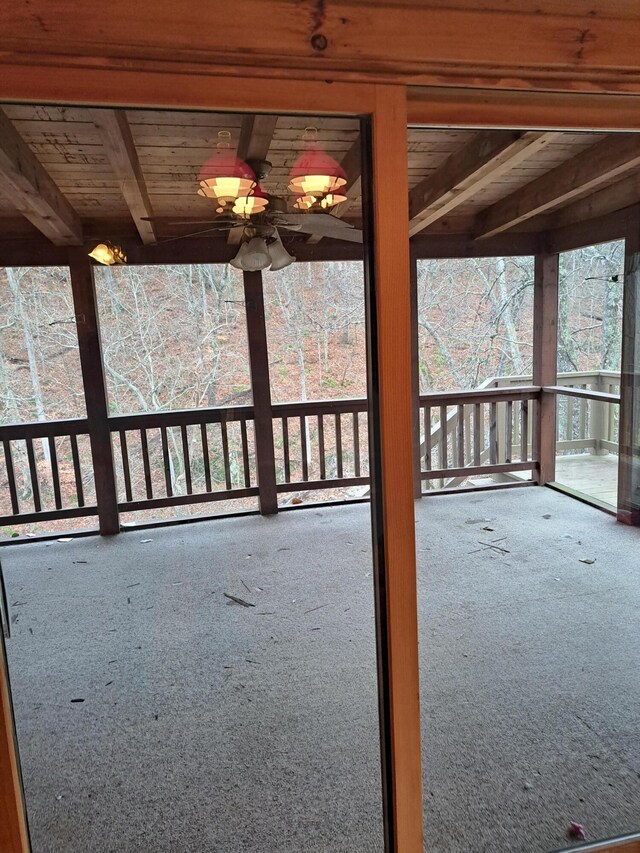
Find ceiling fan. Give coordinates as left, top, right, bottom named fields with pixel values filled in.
left=91, top=132, right=363, bottom=270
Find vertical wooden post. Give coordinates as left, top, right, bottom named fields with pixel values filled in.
left=0, top=630, right=30, bottom=853
left=68, top=248, right=119, bottom=535
left=410, top=245, right=422, bottom=499
left=243, top=270, right=278, bottom=515
left=532, top=252, right=559, bottom=485
left=363, top=86, right=423, bottom=853
left=618, top=218, right=640, bottom=525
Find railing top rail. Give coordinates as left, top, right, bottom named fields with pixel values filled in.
left=420, top=385, right=540, bottom=406
left=273, top=398, right=368, bottom=417
left=544, top=385, right=621, bottom=404
left=109, top=404, right=255, bottom=430
left=0, top=417, right=90, bottom=441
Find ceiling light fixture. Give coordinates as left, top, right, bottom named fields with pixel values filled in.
left=197, top=130, right=257, bottom=209
left=232, top=185, right=269, bottom=217
left=230, top=229, right=295, bottom=272
left=88, top=241, right=127, bottom=265
left=288, top=127, right=347, bottom=208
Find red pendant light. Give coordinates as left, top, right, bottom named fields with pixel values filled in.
left=232, top=184, right=269, bottom=217
left=197, top=131, right=256, bottom=210
left=288, top=144, right=347, bottom=199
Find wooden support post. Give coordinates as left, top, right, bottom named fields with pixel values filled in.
left=532, top=253, right=559, bottom=485
left=0, top=628, right=29, bottom=853
left=618, top=220, right=640, bottom=525
left=363, top=87, right=423, bottom=853
left=68, top=248, right=120, bottom=535
left=243, top=270, right=278, bottom=515
left=410, top=245, right=422, bottom=499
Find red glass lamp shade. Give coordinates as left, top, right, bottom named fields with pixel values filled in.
left=288, top=145, right=347, bottom=197
left=232, top=184, right=269, bottom=217
left=197, top=152, right=257, bottom=207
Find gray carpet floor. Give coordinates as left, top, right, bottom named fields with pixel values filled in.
left=2, top=487, right=640, bottom=852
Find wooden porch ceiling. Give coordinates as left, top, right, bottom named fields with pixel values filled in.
left=0, top=103, right=637, bottom=262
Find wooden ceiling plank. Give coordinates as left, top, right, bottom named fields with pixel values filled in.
left=228, top=114, right=279, bottom=245
left=475, top=133, right=640, bottom=240
left=408, top=130, right=556, bottom=237
left=90, top=109, right=156, bottom=244
left=0, top=107, right=82, bottom=246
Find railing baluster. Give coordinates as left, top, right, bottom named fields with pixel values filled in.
left=352, top=412, right=360, bottom=477
left=318, top=415, right=326, bottom=479
left=282, top=417, right=291, bottom=483
left=160, top=426, right=173, bottom=497
left=489, top=402, right=498, bottom=465
left=473, top=403, right=481, bottom=467
left=464, top=406, right=472, bottom=465
left=26, top=438, right=41, bottom=513
left=220, top=419, right=232, bottom=490
left=565, top=396, right=573, bottom=441
left=119, top=430, right=133, bottom=503
left=579, top=385, right=587, bottom=442
left=69, top=433, right=85, bottom=507
left=521, top=400, right=529, bottom=463
left=456, top=405, right=464, bottom=468
left=140, top=429, right=153, bottom=499
left=47, top=435, right=62, bottom=510
left=439, top=405, right=447, bottom=469
left=180, top=424, right=193, bottom=494
left=300, top=415, right=309, bottom=482
left=200, top=424, right=212, bottom=493
left=505, top=401, right=513, bottom=464
left=423, top=405, right=431, bottom=472
left=335, top=413, right=343, bottom=479
left=3, top=440, right=19, bottom=515
left=240, top=420, right=251, bottom=488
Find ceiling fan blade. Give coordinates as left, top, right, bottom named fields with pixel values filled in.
left=276, top=216, right=362, bottom=243
left=275, top=213, right=355, bottom=230
left=152, top=226, right=229, bottom=246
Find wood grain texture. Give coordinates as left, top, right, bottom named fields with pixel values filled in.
left=0, top=106, right=81, bottom=244
left=369, top=85, right=423, bottom=853
left=5, top=2, right=640, bottom=93
left=408, top=130, right=553, bottom=236
left=476, top=134, right=640, bottom=239
left=89, top=109, right=156, bottom=244
left=532, top=253, right=559, bottom=485
left=0, top=632, right=30, bottom=853
left=408, top=86, right=640, bottom=130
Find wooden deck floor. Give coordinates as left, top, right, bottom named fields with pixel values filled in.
left=554, top=452, right=618, bottom=509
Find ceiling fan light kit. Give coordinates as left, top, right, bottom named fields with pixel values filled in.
left=197, top=131, right=257, bottom=209
left=288, top=144, right=347, bottom=205
left=230, top=229, right=296, bottom=272
left=232, top=185, right=269, bottom=217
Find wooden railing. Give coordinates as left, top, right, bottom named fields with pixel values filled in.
left=492, top=370, right=621, bottom=456
left=109, top=406, right=259, bottom=513
left=418, top=385, right=539, bottom=490
left=272, top=399, right=369, bottom=494
left=0, top=370, right=623, bottom=532
left=0, top=418, right=96, bottom=527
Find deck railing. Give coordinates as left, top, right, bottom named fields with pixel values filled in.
left=0, top=370, right=622, bottom=532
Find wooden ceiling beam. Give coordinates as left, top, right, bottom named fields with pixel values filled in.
left=90, top=109, right=156, bottom=245
left=408, top=130, right=555, bottom=237
left=0, top=108, right=82, bottom=246
left=544, top=172, right=640, bottom=232
left=228, top=114, right=279, bottom=246
left=475, top=133, right=640, bottom=240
